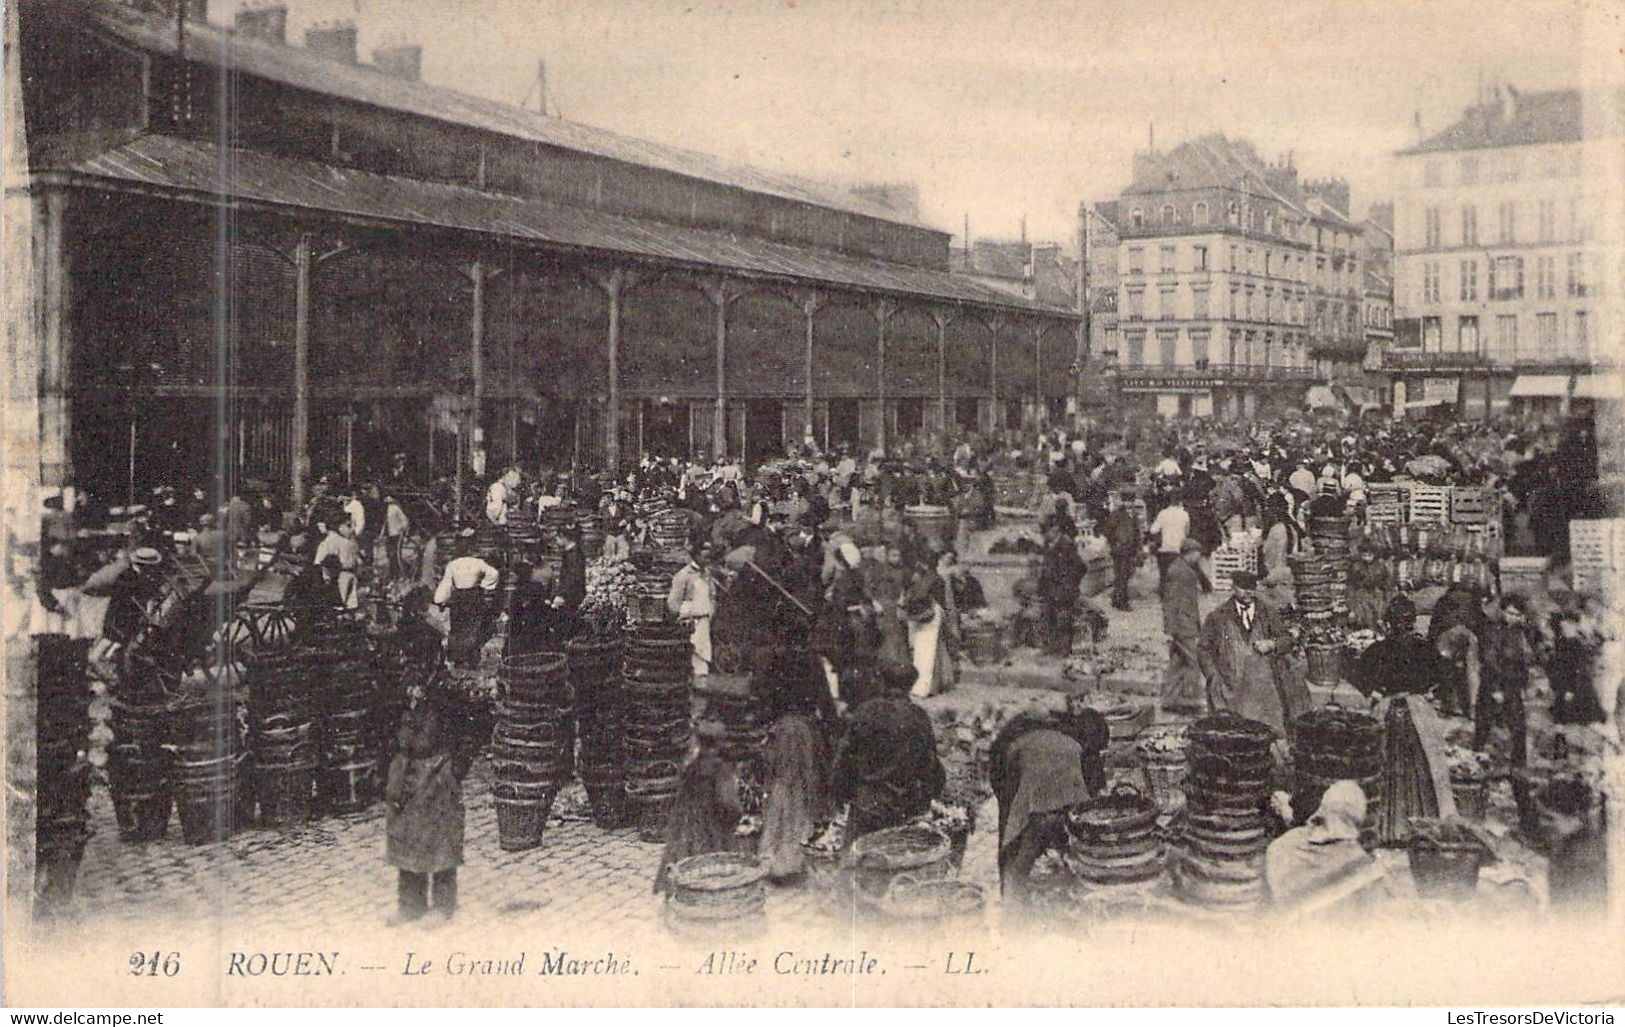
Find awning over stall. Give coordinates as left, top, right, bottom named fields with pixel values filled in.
left=1571, top=374, right=1623, bottom=401
left=1306, top=385, right=1339, bottom=409
left=1508, top=375, right=1571, bottom=398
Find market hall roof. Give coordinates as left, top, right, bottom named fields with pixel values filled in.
left=73, top=0, right=929, bottom=231
left=58, top=134, right=1077, bottom=319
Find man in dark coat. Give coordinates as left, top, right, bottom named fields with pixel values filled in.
left=1161, top=539, right=1206, bottom=713
left=1037, top=524, right=1085, bottom=656
left=987, top=708, right=1107, bottom=904
left=1101, top=490, right=1141, bottom=612
left=832, top=661, right=945, bottom=842
left=1198, top=571, right=1311, bottom=738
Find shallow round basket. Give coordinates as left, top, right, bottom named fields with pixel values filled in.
left=669, top=851, right=769, bottom=893
left=1188, top=712, right=1276, bottom=753
left=1066, top=785, right=1160, bottom=841
left=848, top=824, right=952, bottom=873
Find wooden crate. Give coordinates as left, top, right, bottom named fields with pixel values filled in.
left=1450, top=487, right=1488, bottom=524
left=1569, top=519, right=1621, bottom=595
left=1365, top=483, right=1408, bottom=526
left=1408, top=485, right=1450, bottom=525
left=1211, top=543, right=1259, bottom=592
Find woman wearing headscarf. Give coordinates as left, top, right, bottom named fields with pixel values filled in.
left=987, top=707, right=1108, bottom=904
left=1264, top=781, right=1386, bottom=913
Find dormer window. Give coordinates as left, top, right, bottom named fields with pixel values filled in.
left=1131, top=208, right=1144, bottom=228
left=1161, top=203, right=1176, bottom=225
left=1227, top=201, right=1240, bottom=225
left=1193, top=201, right=1210, bottom=225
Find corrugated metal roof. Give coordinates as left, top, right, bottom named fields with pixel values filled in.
left=72, top=0, right=933, bottom=231
left=65, top=134, right=1073, bottom=318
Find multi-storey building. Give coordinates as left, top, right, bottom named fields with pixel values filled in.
left=1357, top=211, right=1396, bottom=405
left=1390, top=86, right=1622, bottom=418
left=1079, top=202, right=1121, bottom=409
left=1110, top=134, right=1359, bottom=419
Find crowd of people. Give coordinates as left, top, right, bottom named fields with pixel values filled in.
left=27, top=403, right=1622, bottom=924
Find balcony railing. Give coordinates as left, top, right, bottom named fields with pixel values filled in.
left=1115, top=363, right=1319, bottom=386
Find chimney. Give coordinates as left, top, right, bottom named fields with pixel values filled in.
left=306, top=20, right=358, bottom=64
left=373, top=44, right=422, bottom=81
left=534, top=59, right=548, bottom=115
left=235, top=4, right=287, bottom=44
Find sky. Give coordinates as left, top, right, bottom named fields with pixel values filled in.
left=212, top=0, right=1618, bottom=247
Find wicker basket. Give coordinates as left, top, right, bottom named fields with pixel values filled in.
left=1407, top=819, right=1489, bottom=900
left=849, top=825, right=952, bottom=906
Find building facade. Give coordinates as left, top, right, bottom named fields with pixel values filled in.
left=1110, top=135, right=1362, bottom=419
left=15, top=0, right=1076, bottom=503
left=1078, top=202, right=1120, bottom=410
left=1390, top=86, right=1623, bottom=418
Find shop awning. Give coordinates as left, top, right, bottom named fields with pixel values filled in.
left=1572, top=374, right=1623, bottom=401
left=1332, top=383, right=1377, bottom=408
left=1508, top=375, right=1570, bottom=398
left=1306, top=385, right=1339, bottom=409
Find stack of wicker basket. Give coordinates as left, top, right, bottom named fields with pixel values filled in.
left=493, top=653, right=575, bottom=850
left=314, top=634, right=384, bottom=815
left=622, top=623, right=694, bottom=842
left=1172, top=713, right=1275, bottom=910
left=248, top=645, right=318, bottom=826
left=567, top=636, right=629, bottom=829
left=1065, top=784, right=1165, bottom=887
left=171, top=688, right=245, bottom=846
left=35, top=636, right=94, bottom=888
left=1302, top=512, right=1354, bottom=686
left=108, top=650, right=182, bottom=842
left=1291, top=707, right=1383, bottom=830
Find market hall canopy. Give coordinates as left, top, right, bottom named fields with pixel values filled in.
left=56, top=134, right=1075, bottom=320
left=1508, top=375, right=1572, bottom=399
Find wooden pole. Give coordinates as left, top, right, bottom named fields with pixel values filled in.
left=39, top=187, right=71, bottom=491
left=600, top=269, right=623, bottom=471
left=291, top=233, right=311, bottom=508
left=875, top=301, right=892, bottom=455
left=934, top=311, right=949, bottom=446
left=710, top=281, right=730, bottom=460
left=802, top=291, right=819, bottom=444
left=128, top=418, right=137, bottom=508
left=469, top=260, right=485, bottom=478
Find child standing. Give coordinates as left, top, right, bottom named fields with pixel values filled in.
left=385, top=700, right=465, bottom=924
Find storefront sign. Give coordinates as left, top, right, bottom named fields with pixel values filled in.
left=1118, top=377, right=1221, bottom=391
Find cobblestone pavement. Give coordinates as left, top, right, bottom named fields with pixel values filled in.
left=67, top=769, right=1005, bottom=936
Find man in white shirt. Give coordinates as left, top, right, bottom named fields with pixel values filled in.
left=485, top=468, right=521, bottom=526
left=435, top=544, right=501, bottom=667
left=1148, top=493, right=1190, bottom=595
left=1287, top=460, right=1317, bottom=498
left=667, top=547, right=717, bottom=676
left=314, top=520, right=360, bottom=571
left=383, top=495, right=410, bottom=580
left=344, top=493, right=366, bottom=537
left=1154, top=452, right=1183, bottom=479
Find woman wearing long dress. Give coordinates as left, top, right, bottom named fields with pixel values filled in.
left=755, top=650, right=837, bottom=882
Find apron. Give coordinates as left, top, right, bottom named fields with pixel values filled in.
left=908, top=603, right=947, bottom=698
